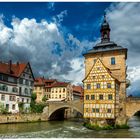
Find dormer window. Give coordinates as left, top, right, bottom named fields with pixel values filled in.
left=111, top=57, right=115, bottom=65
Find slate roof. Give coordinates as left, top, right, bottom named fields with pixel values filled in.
left=83, top=41, right=127, bottom=57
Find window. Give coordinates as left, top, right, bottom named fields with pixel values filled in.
left=30, top=89, right=33, bottom=94
left=111, top=57, right=115, bottom=65
left=30, top=81, right=34, bottom=86
left=86, top=108, right=88, bottom=112
left=92, top=108, right=95, bottom=112
left=59, top=95, right=61, bottom=98
left=87, top=84, right=91, bottom=90
left=1, top=85, right=8, bottom=91
left=19, top=78, right=23, bottom=84
left=63, top=88, right=65, bottom=92
left=85, top=95, right=89, bottom=100
left=91, top=95, right=95, bottom=100
left=0, top=74, right=3, bottom=80
left=12, top=104, right=15, bottom=110
left=96, top=108, right=99, bottom=113
left=9, top=96, right=16, bottom=101
left=1, top=94, right=5, bottom=101
left=108, top=94, right=113, bottom=100
left=22, top=98, right=24, bottom=103
left=3, top=75, right=8, bottom=81
left=19, top=87, right=22, bottom=94
left=93, top=76, right=95, bottom=79
left=12, top=87, right=18, bottom=93
left=25, top=80, right=29, bottom=85
left=107, top=83, right=111, bottom=88
left=99, top=94, right=103, bottom=100
left=6, top=104, right=9, bottom=111
left=97, top=67, right=100, bottom=70
left=107, top=109, right=111, bottom=113
left=102, top=75, right=105, bottom=79
left=25, top=88, right=28, bottom=94
left=97, top=83, right=100, bottom=89
left=27, top=99, right=29, bottom=103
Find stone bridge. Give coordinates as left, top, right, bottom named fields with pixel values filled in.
left=126, top=97, right=140, bottom=118
left=42, top=97, right=140, bottom=121
left=42, top=100, right=83, bottom=120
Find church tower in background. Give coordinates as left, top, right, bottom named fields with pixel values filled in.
left=83, top=14, right=128, bottom=127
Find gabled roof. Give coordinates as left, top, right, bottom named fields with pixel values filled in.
left=34, top=77, right=46, bottom=86
left=73, top=85, right=83, bottom=94
left=51, top=81, right=69, bottom=88
left=83, top=58, right=120, bottom=83
left=0, top=61, right=27, bottom=78
left=34, top=77, right=57, bottom=86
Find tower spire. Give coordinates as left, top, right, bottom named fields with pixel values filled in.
left=104, top=12, right=106, bottom=22
left=100, top=13, right=110, bottom=43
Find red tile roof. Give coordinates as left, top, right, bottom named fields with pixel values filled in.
left=51, top=81, right=69, bottom=88
left=34, top=77, right=56, bottom=86
left=0, top=61, right=27, bottom=77
left=73, top=85, right=84, bottom=94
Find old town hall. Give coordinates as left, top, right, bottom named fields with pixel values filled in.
left=83, top=14, right=128, bottom=126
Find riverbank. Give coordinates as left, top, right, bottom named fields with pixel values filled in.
left=0, top=113, right=48, bottom=124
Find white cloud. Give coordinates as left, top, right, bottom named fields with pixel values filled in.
left=106, top=2, right=140, bottom=95
left=0, top=15, right=93, bottom=85
left=53, top=10, right=68, bottom=24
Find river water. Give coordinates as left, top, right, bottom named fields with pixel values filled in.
left=0, top=116, right=140, bottom=138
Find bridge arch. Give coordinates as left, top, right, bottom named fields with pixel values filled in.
left=42, top=100, right=83, bottom=120
left=126, top=97, right=140, bottom=119
left=48, top=105, right=83, bottom=120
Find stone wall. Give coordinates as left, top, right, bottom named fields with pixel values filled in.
left=126, top=98, right=140, bottom=118
left=0, top=113, right=48, bottom=124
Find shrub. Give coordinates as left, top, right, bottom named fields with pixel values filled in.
left=42, top=95, right=48, bottom=102
left=18, top=102, right=24, bottom=113
left=0, top=103, right=9, bottom=114
left=30, top=102, right=46, bottom=113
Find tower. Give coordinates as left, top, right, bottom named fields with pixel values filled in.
left=83, top=14, right=128, bottom=127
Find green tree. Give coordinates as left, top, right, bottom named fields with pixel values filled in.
left=30, top=93, right=46, bottom=113
left=18, top=102, right=24, bottom=113
left=42, top=95, right=48, bottom=102
left=31, top=93, right=37, bottom=102
left=0, top=103, right=8, bottom=114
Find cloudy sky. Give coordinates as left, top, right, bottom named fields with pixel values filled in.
left=0, top=2, right=140, bottom=96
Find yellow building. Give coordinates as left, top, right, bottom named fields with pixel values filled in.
left=83, top=14, right=127, bottom=126
left=49, top=82, right=73, bottom=101
left=83, top=58, right=120, bottom=119
left=34, top=77, right=56, bottom=103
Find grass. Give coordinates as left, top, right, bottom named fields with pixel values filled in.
left=83, top=122, right=129, bottom=130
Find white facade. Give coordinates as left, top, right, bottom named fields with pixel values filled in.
left=0, top=62, right=34, bottom=113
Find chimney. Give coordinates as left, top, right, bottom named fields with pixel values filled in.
left=17, top=61, right=19, bottom=66
left=8, top=60, right=12, bottom=74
